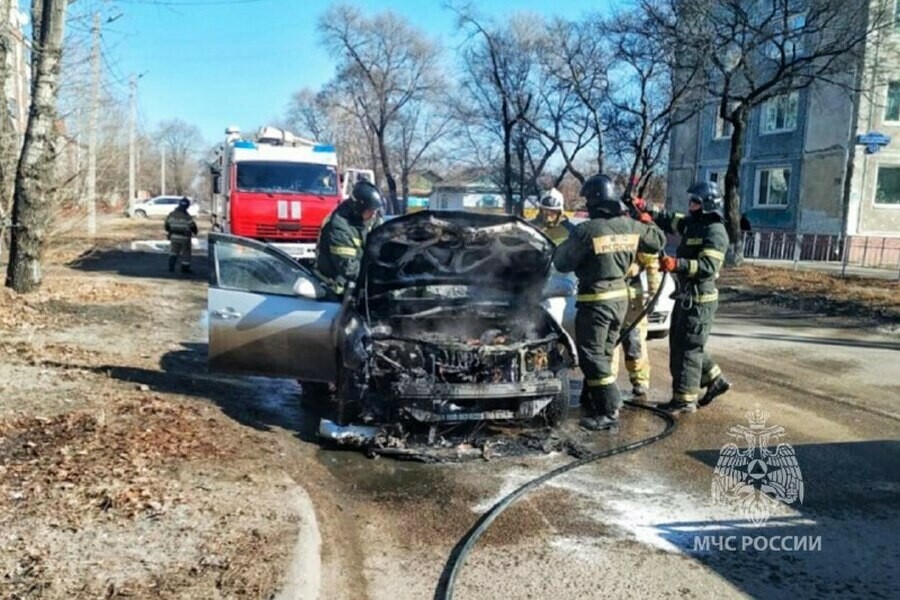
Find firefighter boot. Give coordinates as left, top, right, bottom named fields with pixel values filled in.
left=580, top=385, right=621, bottom=431
left=658, top=399, right=698, bottom=414
left=168, top=256, right=177, bottom=272
left=699, top=376, right=731, bottom=407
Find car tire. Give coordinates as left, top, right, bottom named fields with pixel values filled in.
left=298, top=381, right=333, bottom=410
left=544, top=371, right=570, bottom=427
left=647, top=330, right=669, bottom=340
left=134, top=209, right=147, bottom=218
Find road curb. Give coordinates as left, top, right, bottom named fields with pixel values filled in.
left=274, top=478, right=322, bottom=600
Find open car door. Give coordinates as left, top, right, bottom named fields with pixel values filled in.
left=207, top=233, right=340, bottom=382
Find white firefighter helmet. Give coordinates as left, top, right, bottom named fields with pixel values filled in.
left=539, top=188, right=565, bottom=212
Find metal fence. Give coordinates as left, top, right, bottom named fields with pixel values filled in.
left=743, top=230, right=900, bottom=275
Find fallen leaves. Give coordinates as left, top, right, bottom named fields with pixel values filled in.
left=0, top=399, right=228, bottom=528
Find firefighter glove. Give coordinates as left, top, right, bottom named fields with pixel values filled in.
left=659, top=256, right=678, bottom=272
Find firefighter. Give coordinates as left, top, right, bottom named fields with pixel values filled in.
left=314, top=180, right=384, bottom=296
left=530, top=188, right=573, bottom=245
left=554, top=174, right=665, bottom=431
left=652, top=181, right=731, bottom=413
left=164, top=197, right=198, bottom=274
left=615, top=245, right=661, bottom=403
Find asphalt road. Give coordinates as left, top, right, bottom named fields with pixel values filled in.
left=232, top=295, right=900, bottom=599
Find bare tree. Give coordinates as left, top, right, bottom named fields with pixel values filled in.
left=157, top=119, right=203, bottom=196
left=285, top=85, right=380, bottom=185
left=529, top=16, right=611, bottom=183
left=285, top=88, right=331, bottom=141
left=318, top=5, right=442, bottom=213
left=0, top=0, right=16, bottom=220
left=5, top=0, right=69, bottom=292
left=390, top=97, right=455, bottom=211
left=453, top=6, right=541, bottom=213
left=604, top=9, right=704, bottom=200
left=644, top=0, right=891, bottom=261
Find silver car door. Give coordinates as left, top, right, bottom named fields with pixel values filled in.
left=208, top=233, right=340, bottom=382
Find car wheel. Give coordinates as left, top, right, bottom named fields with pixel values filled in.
left=298, top=381, right=333, bottom=410
left=647, top=330, right=669, bottom=340
left=134, top=209, right=147, bottom=218
left=544, top=371, right=571, bottom=427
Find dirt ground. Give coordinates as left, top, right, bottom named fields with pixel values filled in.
left=0, top=217, right=309, bottom=599
left=2, top=217, right=897, bottom=599
left=719, top=264, right=899, bottom=323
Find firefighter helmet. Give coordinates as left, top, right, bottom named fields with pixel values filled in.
left=539, top=188, right=565, bottom=213
left=178, top=197, right=191, bottom=210
left=350, top=180, right=384, bottom=214
left=687, top=181, right=724, bottom=219
left=581, top=173, right=627, bottom=217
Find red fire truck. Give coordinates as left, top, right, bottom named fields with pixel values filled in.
left=210, top=126, right=372, bottom=261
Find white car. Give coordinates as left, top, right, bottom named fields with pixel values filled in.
left=128, top=196, right=199, bottom=218
left=543, top=268, right=676, bottom=341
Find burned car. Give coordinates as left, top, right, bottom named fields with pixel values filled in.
left=207, top=211, right=577, bottom=427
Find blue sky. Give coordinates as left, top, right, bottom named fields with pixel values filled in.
left=109, top=0, right=613, bottom=145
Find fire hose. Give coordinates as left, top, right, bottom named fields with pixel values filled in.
left=433, top=270, right=676, bottom=600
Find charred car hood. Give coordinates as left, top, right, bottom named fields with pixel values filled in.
left=361, top=211, right=554, bottom=296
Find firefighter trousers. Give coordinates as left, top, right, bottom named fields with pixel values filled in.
left=613, top=294, right=649, bottom=390
left=575, top=298, right=628, bottom=417
left=669, top=298, right=721, bottom=404
left=169, top=236, right=192, bottom=267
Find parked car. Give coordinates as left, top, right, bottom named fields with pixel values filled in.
left=127, top=195, right=199, bottom=218
left=542, top=268, right=676, bottom=341
left=207, top=211, right=577, bottom=426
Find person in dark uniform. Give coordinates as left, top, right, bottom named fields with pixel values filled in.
left=164, top=197, right=198, bottom=274
left=553, top=173, right=665, bottom=431
left=653, top=181, right=731, bottom=413
left=314, top=180, right=384, bottom=296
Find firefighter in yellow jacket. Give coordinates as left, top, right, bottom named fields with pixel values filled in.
left=530, top=188, right=574, bottom=246
left=614, top=249, right=661, bottom=402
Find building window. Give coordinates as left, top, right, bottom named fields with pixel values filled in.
left=886, top=82, right=900, bottom=122
left=756, top=167, right=791, bottom=207
left=895, top=0, right=900, bottom=29
left=708, top=170, right=726, bottom=185
left=761, top=92, right=799, bottom=134
left=766, top=13, right=806, bottom=60
left=875, top=166, right=900, bottom=205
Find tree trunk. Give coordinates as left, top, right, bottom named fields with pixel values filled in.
left=502, top=122, right=514, bottom=214
left=376, top=130, right=399, bottom=214
left=5, top=0, right=68, bottom=292
left=400, top=171, right=410, bottom=214
left=723, top=107, right=747, bottom=266
left=0, top=0, right=15, bottom=217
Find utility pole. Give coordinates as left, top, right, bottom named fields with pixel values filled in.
left=160, top=145, right=166, bottom=195
left=87, top=12, right=100, bottom=236
left=128, top=74, right=136, bottom=214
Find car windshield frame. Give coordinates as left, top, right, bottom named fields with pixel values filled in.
left=235, top=161, right=338, bottom=196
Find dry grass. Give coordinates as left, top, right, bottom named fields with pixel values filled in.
left=720, top=265, right=900, bottom=320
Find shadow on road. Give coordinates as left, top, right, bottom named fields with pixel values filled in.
left=658, top=440, right=900, bottom=597
left=711, top=331, right=900, bottom=351
left=66, top=247, right=209, bottom=282
left=42, top=341, right=329, bottom=445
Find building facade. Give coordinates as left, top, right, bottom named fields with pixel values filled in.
left=667, top=1, right=900, bottom=237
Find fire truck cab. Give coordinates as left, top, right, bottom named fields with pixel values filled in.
left=210, top=126, right=370, bottom=262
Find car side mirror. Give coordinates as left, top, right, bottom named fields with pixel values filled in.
left=542, top=272, right=576, bottom=299
left=293, top=275, right=324, bottom=300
